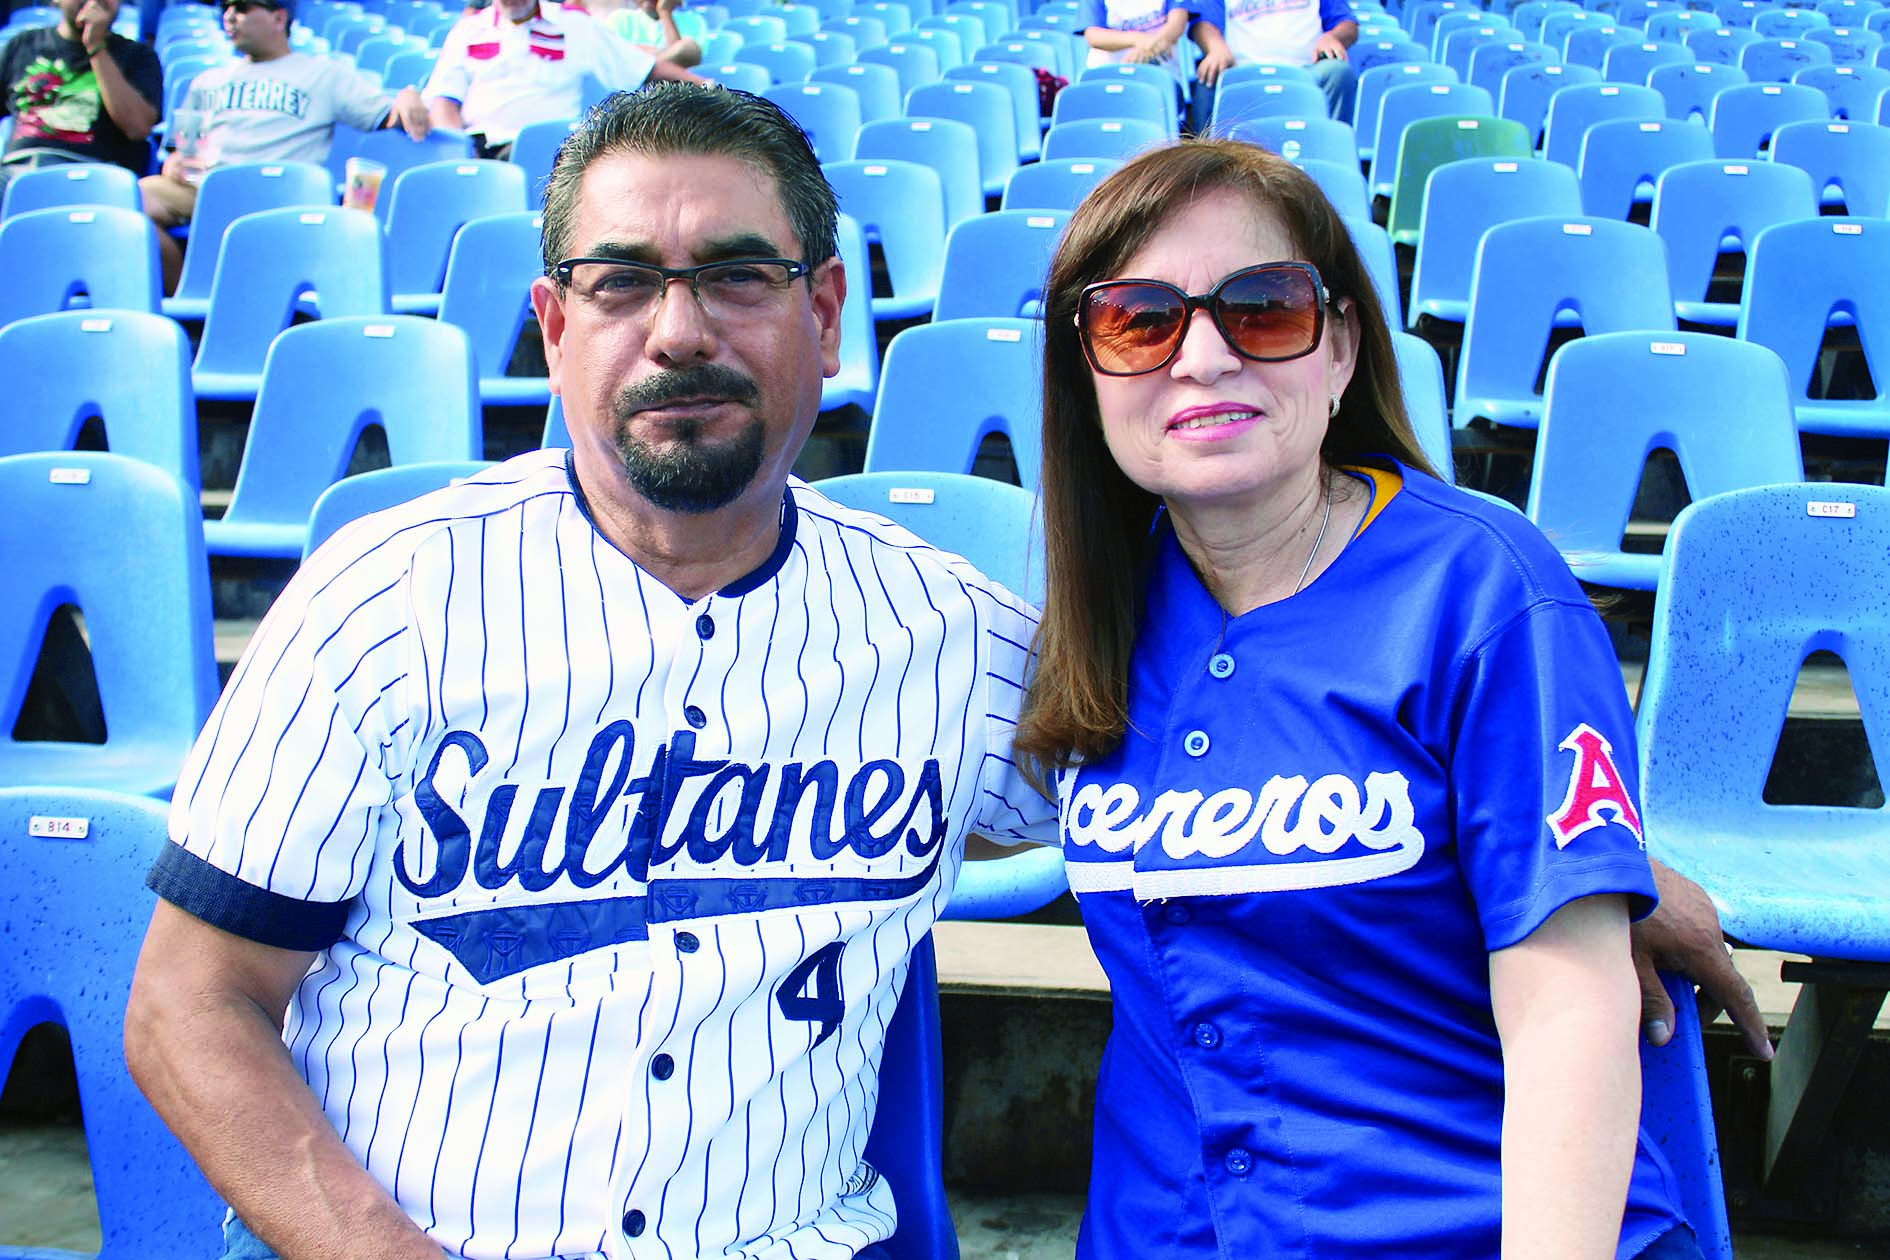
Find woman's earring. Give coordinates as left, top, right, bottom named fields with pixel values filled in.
left=1328, top=394, right=1341, bottom=420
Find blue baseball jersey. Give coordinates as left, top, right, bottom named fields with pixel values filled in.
left=1057, top=464, right=1683, bottom=1259
left=152, top=449, right=1054, bottom=1260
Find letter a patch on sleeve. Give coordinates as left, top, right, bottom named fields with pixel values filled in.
left=1546, top=723, right=1643, bottom=849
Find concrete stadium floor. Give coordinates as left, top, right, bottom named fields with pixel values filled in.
left=0, top=1119, right=1878, bottom=1259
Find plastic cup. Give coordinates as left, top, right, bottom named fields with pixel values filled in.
left=342, top=157, right=387, bottom=211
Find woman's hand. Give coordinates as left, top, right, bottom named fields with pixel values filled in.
left=1195, top=43, right=1234, bottom=83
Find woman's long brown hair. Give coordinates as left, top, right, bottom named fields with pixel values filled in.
left=1012, top=139, right=1442, bottom=786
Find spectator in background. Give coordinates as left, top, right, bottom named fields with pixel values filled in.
left=0, top=0, right=160, bottom=191
left=594, top=0, right=704, bottom=68
left=422, top=0, right=702, bottom=159
left=1078, top=0, right=1195, bottom=89
left=139, top=0, right=431, bottom=290
left=1188, top=0, right=1358, bottom=123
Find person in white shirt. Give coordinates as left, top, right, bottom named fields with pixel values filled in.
left=1189, top=0, right=1359, bottom=123
left=423, top=0, right=700, bottom=157
left=1078, top=0, right=1196, bottom=89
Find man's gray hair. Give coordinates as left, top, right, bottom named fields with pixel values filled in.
left=540, top=83, right=840, bottom=279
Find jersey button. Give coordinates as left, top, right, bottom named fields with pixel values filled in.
left=651, top=1053, right=675, bottom=1081
left=1161, top=904, right=1191, bottom=925
left=1183, top=729, right=1210, bottom=757
left=1192, top=1022, right=1221, bottom=1050
left=675, top=931, right=700, bottom=954
left=683, top=705, right=707, bottom=729
left=696, top=613, right=715, bottom=640
left=1224, top=1147, right=1253, bottom=1177
left=1208, top=653, right=1235, bottom=679
left=623, top=1209, right=645, bottom=1237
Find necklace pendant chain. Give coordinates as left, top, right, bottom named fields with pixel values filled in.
left=1291, top=492, right=1333, bottom=597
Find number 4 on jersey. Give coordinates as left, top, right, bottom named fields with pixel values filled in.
left=776, top=942, right=844, bottom=1048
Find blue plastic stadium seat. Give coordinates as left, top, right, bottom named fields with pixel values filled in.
left=1001, top=155, right=1121, bottom=210
left=866, top=318, right=1043, bottom=489
left=822, top=212, right=880, bottom=413
left=765, top=81, right=865, bottom=164
left=1649, top=158, right=1817, bottom=327
left=826, top=158, right=948, bottom=322
left=1709, top=80, right=1830, bottom=155
left=0, top=310, right=199, bottom=491
left=812, top=469, right=1045, bottom=607
left=383, top=158, right=528, bottom=314
left=906, top=79, right=1022, bottom=197
left=204, top=317, right=483, bottom=559
left=0, top=205, right=160, bottom=326
left=1737, top=216, right=1890, bottom=439
left=1367, top=80, right=1493, bottom=200
left=1498, top=61, right=1602, bottom=149
left=160, top=160, right=335, bottom=322
left=1224, top=115, right=1358, bottom=165
left=1639, top=971, right=1737, bottom=1260
left=1454, top=216, right=1676, bottom=429
left=191, top=206, right=389, bottom=402
left=1040, top=116, right=1167, bottom=161
left=0, top=453, right=217, bottom=799
left=1647, top=61, right=1750, bottom=125
left=0, top=161, right=140, bottom=219
left=304, top=460, right=500, bottom=559
left=1527, top=331, right=1804, bottom=589
left=1390, top=330, right=1456, bottom=481
left=1576, top=116, right=1717, bottom=219
left=1409, top=155, right=1582, bottom=326
left=934, top=208, right=1069, bottom=321
left=1540, top=81, right=1666, bottom=169
left=947, top=59, right=1045, bottom=161
left=509, top=116, right=580, bottom=209
left=854, top=117, right=984, bottom=228
left=1767, top=117, right=1890, bottom=214
left=812, top=61, right=906, bottom=125
left=437, top=211, right=550, bottom=408
left=0, top=787, right=228, bottom=1259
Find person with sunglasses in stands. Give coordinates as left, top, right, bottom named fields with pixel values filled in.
left=1013, top=139, right=1734, bottom=1260
left=139, top=0, right=431, bottom=291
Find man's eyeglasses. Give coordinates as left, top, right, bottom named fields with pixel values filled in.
left=1074, top=262, right=1332, bottom=377
left=551, top=257, right=810, bottom=320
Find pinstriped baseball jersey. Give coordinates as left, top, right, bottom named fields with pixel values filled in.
left=152, top=447, right=1053, bottom=1260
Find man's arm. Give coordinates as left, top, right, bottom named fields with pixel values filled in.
left=1631, top=857, right=1773, bottom=1059
left=1189, top=18, right=1234, bottom=84
left=76, top=2, right=158, bottom=140
left=125, top=901, right=446, bottom=1260
left=1312, top=17, right=1356, bottom=59
left=651, top=0, right=700, bottom=66
left=1491, top=894, right=1641, bottom=1260
left=381, top=84, right=432, bottom=137
left=1121, top=5, right=1190, bottom=62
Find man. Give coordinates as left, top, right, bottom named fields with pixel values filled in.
left=125, top=83, right=1054, bottom=1260
left=0, top=0, right=160, bottom=190
left=422, top=0, right=701, bottom=159
left=139, top=0, right=431, bottom=289
left=595, top=0, right=704, bottom=69
left=1189, top=0, right=1359, bottom=122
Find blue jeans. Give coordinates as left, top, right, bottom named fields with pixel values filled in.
left=219, top=1213, right=894, bottom=1259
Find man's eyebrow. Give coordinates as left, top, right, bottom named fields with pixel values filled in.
left=580, top=240, right=662, bottom=264
left=697, top=233, right=791, bottom=262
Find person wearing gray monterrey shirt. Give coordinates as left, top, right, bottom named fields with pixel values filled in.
left=138, top=0, right=431, bottom=291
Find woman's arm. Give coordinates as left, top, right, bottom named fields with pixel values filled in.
left=1490, top=893, right=1641, bottom=1260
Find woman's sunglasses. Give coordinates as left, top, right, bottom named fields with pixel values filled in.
left=1074, top=261, right=1331, bottom=377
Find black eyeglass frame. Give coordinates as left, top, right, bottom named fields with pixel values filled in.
left=1074, top=261, right=1334, bottom=378
left=549, top=256, right=812, bottom=310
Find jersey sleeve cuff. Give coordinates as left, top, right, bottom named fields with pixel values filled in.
left=147, top=844, right=352, bottom=952
left=1479, top=855, right=1659, bottom=952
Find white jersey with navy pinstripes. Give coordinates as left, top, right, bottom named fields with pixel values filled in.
left=153, top=447, right=1053, bottom=1260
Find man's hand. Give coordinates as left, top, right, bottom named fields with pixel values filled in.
left=1194, top=43, right=1234, bottom=84
left=76, top=0, right=114, bottom=50
left=1632, top=859, right=1773, bottom=1060
left=1312, top=30, right=1349, bottom=60
left=392, top=86, right=432, bottom=139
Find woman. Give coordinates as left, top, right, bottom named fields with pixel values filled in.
left=1014, top=139, right=1698, bottom=1259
